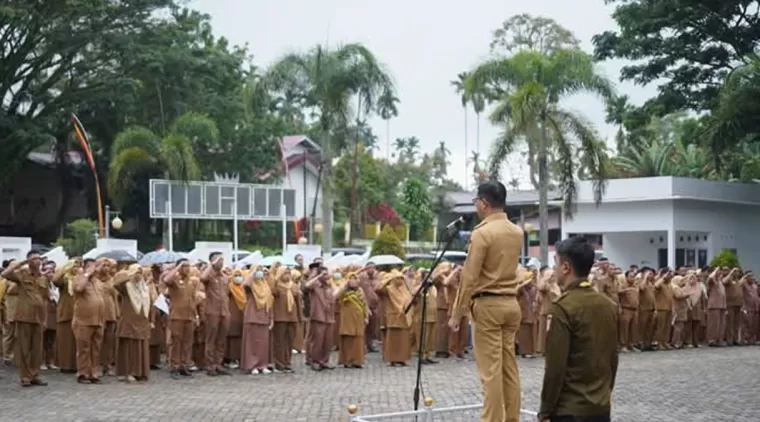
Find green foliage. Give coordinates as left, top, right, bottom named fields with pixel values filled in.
left=710, top=249, right=741, bottom=269
left=408, top=259, right=435, bottom=269
left=466, top=48, right=613, bottom=216
left=399, top=178, right=434, bottom=241
left=264, top=43, right=398, bottom=253
left=370, top=225, right=406, bottom=260
left=333, top=144, right=389, bottom=222
left=55, top=219, right=98, bottom=257
left=592, top=0, right=758, bottom=113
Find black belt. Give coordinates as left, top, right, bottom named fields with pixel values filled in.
left=471, top=291, right=512, bottom=300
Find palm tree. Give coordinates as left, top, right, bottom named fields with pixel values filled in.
left=265, top=43, right=396, bottom=254
left=613, top=137, right=714, bottom=179
left=706, top=56, right=760, bottom=168
left=108, top=112, right=216, bottom=231
left=403, top=136, right=420, bottom=162
left=467, top=48, right=614, bottom=263
left=392, top=137, right=407, bottom=160
left=431, top=141, right=451, bottom=183
left=377, top=89, right=400, bottom=159
left=451, top=72, right=470, bottom=189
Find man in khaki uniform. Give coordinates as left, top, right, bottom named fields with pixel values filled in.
left=1, top=251, right=50, bottom=387
left=2, top=259, right=18, bottom=365
left=449, top=181, right=523, bottom=422
left=538, top=237, right=618, bottom=422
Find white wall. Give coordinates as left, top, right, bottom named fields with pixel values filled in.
left=603, top=230, right=711, bottom=269
left=562, top=200, right=674, bottom=236
left=603, top=232, right=661, bottom=268
left=286, top=163, right=322, bottom=220
left=674, top=200, right=759, bottom=272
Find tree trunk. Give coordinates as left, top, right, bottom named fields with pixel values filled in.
left=538, top=118, right=550, bottom=264
left=476, top=112, right=480, bottom=157
left=464, top=106, right=469, bottom=190
left=320, top=134, right=334, bottom=255
left=349, top=97, right=362, bottom=246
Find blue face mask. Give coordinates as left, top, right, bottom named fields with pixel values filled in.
left=254, top=271, right=264, bottom=280
left=333, top=273, right=342, bottom=280
left=233, top=276, right=243, bottom=285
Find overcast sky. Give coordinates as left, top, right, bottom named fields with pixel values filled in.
left=191, top=0, right=657, bottom=190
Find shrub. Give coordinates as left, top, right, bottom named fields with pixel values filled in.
left=371, top=224, right=406, bottom=260
left=55, top=219, right=98, bottom=256
left=709, top=249, right=740, bottom=269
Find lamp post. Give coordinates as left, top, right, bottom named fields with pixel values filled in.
left=104, top=205, right=123, bottom=238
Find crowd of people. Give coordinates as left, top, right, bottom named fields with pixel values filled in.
left=0, top=247, right=757, bottom=388
left=0, top=251, right=477, bottom=387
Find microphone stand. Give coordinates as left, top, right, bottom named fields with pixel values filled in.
left=404, top=224, right=461, bottom=414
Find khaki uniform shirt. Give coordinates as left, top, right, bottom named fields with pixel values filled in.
left=452, top=212, right=523, bottom=320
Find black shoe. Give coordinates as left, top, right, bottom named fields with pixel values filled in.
left=170, top=370, right=180, bottom=379
left=425, top=358, right=439, bottom=364
left=77, top=375, right=90, bottom=384
left=89, top=377, right=101, bottom=384
left=206, top=370, right=218, bottom=377
left=30, top=378, right=48, bottom=386
left=179, top=368, right=192, bottom=376
left=216, top=368, right=232, bottom=376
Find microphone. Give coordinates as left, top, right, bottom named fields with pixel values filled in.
left=444, top=215, right=472, bottom=232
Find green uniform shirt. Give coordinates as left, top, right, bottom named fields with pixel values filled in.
left=538, top=279, right=619, bottom=420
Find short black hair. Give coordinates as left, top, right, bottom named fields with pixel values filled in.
left=555, top=237, right=595, bottom=278
left=209, top=251, right=222, bottom=261
left=83, top=258, right=95, bottom=265
left=476, top=181, right=507, bottom=209
left=1, top=259, right=11, bottom=269
left=176, top=258, right=188, bottom=265
left=27, top=249, right=41, bottom=258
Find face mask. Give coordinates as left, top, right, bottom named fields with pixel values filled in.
left=333, top=273, right=342, bottom=280
left=254, top=271, right=264, bottom=280
left=233, top=276, right=243, bottom=285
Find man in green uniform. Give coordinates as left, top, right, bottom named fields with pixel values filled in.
left=538, top=237, right=618, bottom=422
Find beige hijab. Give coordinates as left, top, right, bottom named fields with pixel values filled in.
left=121, top=264, right=151, bottom=319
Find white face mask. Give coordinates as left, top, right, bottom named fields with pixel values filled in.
left=233, top=276, right=243, bottom=285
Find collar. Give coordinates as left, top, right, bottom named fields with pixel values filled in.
left=473, top=212, right=507, bottom=230
left=565, top=279, right=592, bottom=291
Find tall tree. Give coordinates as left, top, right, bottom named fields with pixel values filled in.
left=705, top=56, right=760, bottom=161
left=107, top=113, right=216, bottom=229
left=265, top=44, right=396, bottom=253
left=377, top=89, right=400, bottom=159
left=490, top=13, right=581, bottom=56
left=468, top=48, right=614, bottom=262
left=481, top=15, right=582, bottom=189
left=451, top=72, right=470, bottom=189
left=399, top=178, right=434, bottom=241
left=593, top=0, right=760, bottom=114
left=0, top=0, right=175, bottom=179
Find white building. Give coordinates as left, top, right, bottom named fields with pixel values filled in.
left=278, top=135, right=322, bottom=221
left=560, top=177, right=760, bottom=272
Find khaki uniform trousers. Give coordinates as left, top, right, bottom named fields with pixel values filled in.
left=471, top=295, right=521, bottom=422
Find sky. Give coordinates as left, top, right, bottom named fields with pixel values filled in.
left=191, top=0, right=658, bottom=190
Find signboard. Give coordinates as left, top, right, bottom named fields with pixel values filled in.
left=149, top=179, right=297, bottom=221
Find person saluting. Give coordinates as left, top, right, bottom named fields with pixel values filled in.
left=538, top=237, right=619, bottom=422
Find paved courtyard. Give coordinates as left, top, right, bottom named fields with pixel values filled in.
left=1, top=346, right=758, bottom=421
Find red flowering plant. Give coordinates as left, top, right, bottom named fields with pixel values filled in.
left=366, top=202, right=401, bottom=226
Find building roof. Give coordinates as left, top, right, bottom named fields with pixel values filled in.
left=445, top=189, right=562, bottom=213
left=280, top=135, right=321, bottom=157
left=570, top=177, right=760, bottom=206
